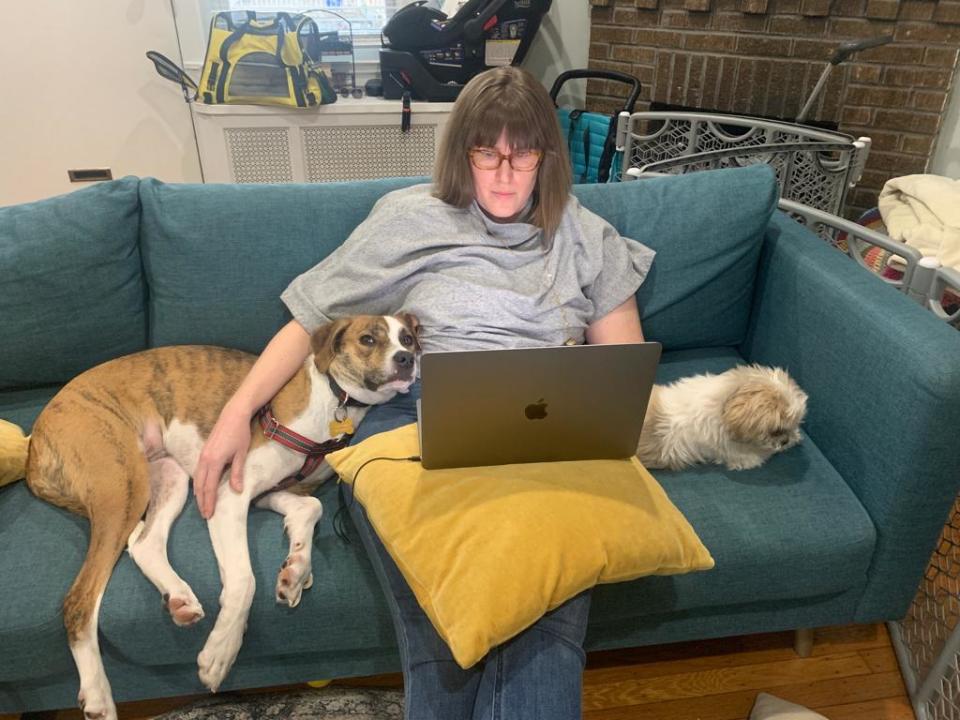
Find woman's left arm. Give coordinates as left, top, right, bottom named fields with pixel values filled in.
left=585, top=296, right=645, bottom=344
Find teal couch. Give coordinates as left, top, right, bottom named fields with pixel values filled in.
left=2, top=166, right=959, bottom=713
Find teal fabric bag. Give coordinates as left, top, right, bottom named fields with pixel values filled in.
left=558, top=107, right=620, bottom=184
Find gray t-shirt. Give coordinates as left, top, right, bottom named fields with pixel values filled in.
left=282, top=184, right=655, bottom=353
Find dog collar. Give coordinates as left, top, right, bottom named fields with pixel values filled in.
left=327, top=375, right=370, bottom=409
left=257, top=405, right=351, bottom=490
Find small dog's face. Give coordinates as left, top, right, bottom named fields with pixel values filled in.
left=312, top=313, right=420, bottom=397
left=721, top=366, right=808, bottom=451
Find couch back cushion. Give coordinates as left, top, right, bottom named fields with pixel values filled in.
left=139, top=165, right=777, bottom=353
left=575, top=164, right=778, bottom=350
left=138, top=177, right=420, bottom=352
left=0, top=178, right=146, bottom=389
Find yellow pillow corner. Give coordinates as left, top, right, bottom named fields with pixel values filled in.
left=326, top=423, right=714, bottom=669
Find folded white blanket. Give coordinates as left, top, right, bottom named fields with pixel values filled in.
left=878, top=174, right=960, bottom=270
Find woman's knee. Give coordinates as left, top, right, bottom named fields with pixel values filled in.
left=490, top=589, right=593, bottom=679
left=535, top=589, right=592, bottom=650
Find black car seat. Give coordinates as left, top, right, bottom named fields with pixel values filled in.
left=379, top=0, right=553, bottom=101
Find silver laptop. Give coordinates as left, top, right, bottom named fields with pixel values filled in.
left=417, top=342, right=662, bottom=469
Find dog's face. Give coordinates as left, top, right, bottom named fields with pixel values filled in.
left=311, top=313, right=420, bottom=401
left=721, top=366, right=808, bottom=451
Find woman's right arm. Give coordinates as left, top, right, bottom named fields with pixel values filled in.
left=193, top=319, right=311, bottom=519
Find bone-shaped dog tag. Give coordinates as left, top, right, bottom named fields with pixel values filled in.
left=329, top=417, right=355, bottom=436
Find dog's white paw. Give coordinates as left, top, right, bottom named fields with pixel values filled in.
left=163, top=590, right=205, bottom=626
left=197, top=629, right=243, bottom=693
left=725, top=455, right=765, bottom=471
left=276, top=553, right=313, bottom=608
left=78, top=678, right=117, bottom=720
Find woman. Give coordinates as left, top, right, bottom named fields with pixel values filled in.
left=194, top=66, right=654, bottom=719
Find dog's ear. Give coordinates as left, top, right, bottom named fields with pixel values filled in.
left=722, top=382, right=786, bottom=443
left=311, top=318, right=352, bottom=373
left=396, top=312, right=422, bottom=352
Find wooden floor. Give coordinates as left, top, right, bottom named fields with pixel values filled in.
left=3, top=623, right=915, bottom=720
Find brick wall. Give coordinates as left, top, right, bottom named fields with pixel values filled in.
left=587, top=0, right=959, bottom=217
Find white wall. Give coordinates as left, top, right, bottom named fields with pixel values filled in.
left=0, top=1, right=202, bottom=206
left=524, top=0, right=590, bottom=108
left=930, top=72, right=960, bottom=179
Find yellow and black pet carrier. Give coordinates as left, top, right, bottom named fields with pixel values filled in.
left=148, top=11, right=336, bottom=108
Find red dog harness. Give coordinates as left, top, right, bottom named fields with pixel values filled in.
left=257, top=405, right=351, bottom=487
left=256, top=377, right=368, bottom=491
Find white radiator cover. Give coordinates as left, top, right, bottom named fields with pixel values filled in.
left=192, top=97, right=455, bottom=184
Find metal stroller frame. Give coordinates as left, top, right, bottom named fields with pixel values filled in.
left=618, top=112, right=871, bottom=216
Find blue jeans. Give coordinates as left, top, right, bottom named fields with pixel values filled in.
left=345, top=382, right=592, bottom=720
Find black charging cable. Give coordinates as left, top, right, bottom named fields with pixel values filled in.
left=333, top=455, right=421, bottom=544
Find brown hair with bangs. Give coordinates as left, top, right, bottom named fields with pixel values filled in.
left=433, top=66, right=572, bottom=243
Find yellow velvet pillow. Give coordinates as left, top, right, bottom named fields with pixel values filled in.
left=326, top=423, right=714, bottom=669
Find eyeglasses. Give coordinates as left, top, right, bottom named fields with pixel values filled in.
left=338, top=86, right=364, bottom=99
left=468, top=147, right=543, bottom=172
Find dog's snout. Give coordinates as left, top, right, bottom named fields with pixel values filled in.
left=393, top=351, right=415, bottom=368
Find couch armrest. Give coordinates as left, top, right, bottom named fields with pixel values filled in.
left=742, top=211, right=960, bottom=622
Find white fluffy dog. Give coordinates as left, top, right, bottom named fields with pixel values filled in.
left=637, top=365, right=808, bottom=471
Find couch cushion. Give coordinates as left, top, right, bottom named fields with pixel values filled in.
left=0, top=178, right=146, bottom=389
left=0, top=477, right=397, bottom=680
left=590, top=347, right=877, bottom=623
left=0, top=482, right=82, bottom=680
left=574, top=165, right=778, bottom=350
left=0, top=387, right=59, bottom=432
left=138, top=177, right=421, bottom=353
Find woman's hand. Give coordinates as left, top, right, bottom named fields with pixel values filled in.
left=193, top=402, right=252, bottom=519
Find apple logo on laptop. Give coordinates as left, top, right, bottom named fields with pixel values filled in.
left=524, top=398, right=548, bottom=420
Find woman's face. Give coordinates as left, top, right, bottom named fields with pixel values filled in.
left=470, top=130, right=539, bottom=223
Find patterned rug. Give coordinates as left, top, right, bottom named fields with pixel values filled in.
left=154, top=686, right=404, bottom=720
